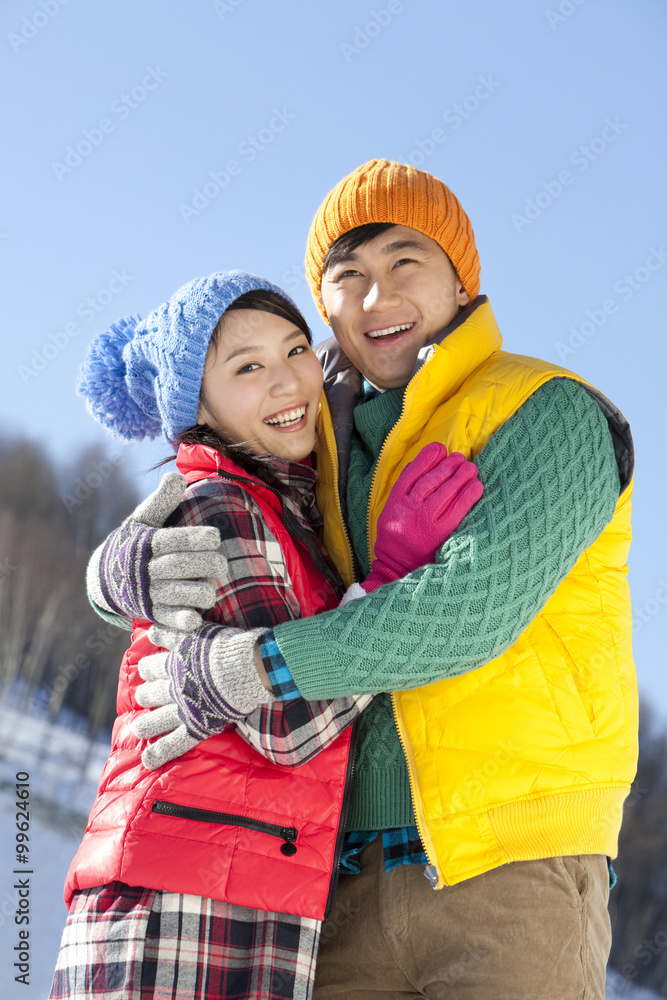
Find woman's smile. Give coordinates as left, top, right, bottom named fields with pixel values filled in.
left=197, top=309, right=324, bottom=462
left=263, top=402, right=308, bottom=430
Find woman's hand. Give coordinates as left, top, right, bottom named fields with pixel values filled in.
left=131, top=622, right=274, bottom=769
left=362, top=442, right=483, bottom=592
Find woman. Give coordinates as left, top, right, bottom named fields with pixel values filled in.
left=49, top=271, right=482, bottom=1000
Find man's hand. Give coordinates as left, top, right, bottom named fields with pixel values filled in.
left=130, top=622, right=274, bottom=769
left=88, top=472, right=227, bottom=630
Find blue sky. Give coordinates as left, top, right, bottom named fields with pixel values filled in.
left=2, top=0, right=666, bottom=713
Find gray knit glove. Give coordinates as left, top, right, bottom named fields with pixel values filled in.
left=131, top=624, right=273, bottom=769
left=87, top=472, right=227, bottom=630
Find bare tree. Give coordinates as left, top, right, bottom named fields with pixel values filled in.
left=0, top=434, right=140, bottom=736
left=609, top=704, right=667, bottom=996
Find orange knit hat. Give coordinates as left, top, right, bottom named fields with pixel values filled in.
left=305, top=159, right=480, bottom=323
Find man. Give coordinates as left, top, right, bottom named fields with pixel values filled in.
left=91, top=160, right=636, bottom=998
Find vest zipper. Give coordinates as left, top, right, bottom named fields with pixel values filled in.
left=319, top=401, right=356, bottom=587
left=365, top=367, right=425, bottom=568
left=390, top=695, right=445, bottom=886
left=322, top=721, right=358, bottom=920
left=361, top=365, right=444, bottom=885
left=152, top=800, right=299, bottom=855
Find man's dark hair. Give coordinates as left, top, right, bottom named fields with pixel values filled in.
left=322, top=222, right=396, bottom=275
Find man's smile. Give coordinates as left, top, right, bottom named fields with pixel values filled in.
left=364, top=321, right=416, bottom=340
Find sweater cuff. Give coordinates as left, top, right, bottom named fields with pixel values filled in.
left=87, top=589, right=133, bottom=632
left=258, top=630, right=302, bottom=701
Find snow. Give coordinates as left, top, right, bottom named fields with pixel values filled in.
left=0, top=701, right=662, bottom=999
left=606, top=967, right=664, bottom=999
left=0, top=702, right=110, bottom=1000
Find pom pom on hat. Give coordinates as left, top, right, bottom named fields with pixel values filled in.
left=78, top=315, right=163, bottom=441
left=78, top=271, right=297, bottom=444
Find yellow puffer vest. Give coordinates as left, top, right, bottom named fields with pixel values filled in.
left=315, top=298, right=637, bottom=887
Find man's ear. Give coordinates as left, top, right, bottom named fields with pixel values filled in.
left=456, top=283, right=470, bottom=308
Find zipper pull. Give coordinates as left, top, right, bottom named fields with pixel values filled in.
left=280, top=828, right=298, bottom=856
left=423, top=864, right=439, bottom=888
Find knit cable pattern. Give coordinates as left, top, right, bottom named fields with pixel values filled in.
left=273, top=379, right=621, bottom=699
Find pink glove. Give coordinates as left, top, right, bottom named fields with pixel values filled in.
left=362, top=442, right=483, bottom=593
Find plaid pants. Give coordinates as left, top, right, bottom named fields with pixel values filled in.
left=49, top=882, right=320, bottom=1000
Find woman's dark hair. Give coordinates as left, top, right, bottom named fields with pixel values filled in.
left=157, top=288, right=313, bottom=493
left=322, top=222, right=396, bottom=275
left=225, top=288, right=311, bottom=344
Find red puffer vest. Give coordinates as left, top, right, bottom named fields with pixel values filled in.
left=64, top=445, right=352, bottom=920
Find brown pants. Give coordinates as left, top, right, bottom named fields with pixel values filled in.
left=313, top=837, right=610, bottom=999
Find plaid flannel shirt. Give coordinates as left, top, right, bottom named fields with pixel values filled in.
left=171, top=461, right=424, bottom=877
left=167, top=460, right=372, bottom=767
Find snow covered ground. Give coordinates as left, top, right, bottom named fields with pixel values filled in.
left=0, top=701, right=662, bottom=999
left=0, top=702, right=111, bottom=1000
left=606, top=968, right=665, bottom=999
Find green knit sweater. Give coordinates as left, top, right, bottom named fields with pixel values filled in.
left=274, top=378, right=621, bottom=829
left=345, top=386, right=414, bottom=829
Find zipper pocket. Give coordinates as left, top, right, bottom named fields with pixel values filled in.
left=152, top=800, right=299, bottom=856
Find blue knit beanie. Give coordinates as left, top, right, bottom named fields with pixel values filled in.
left=78, top=271, right=299, bottom=444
